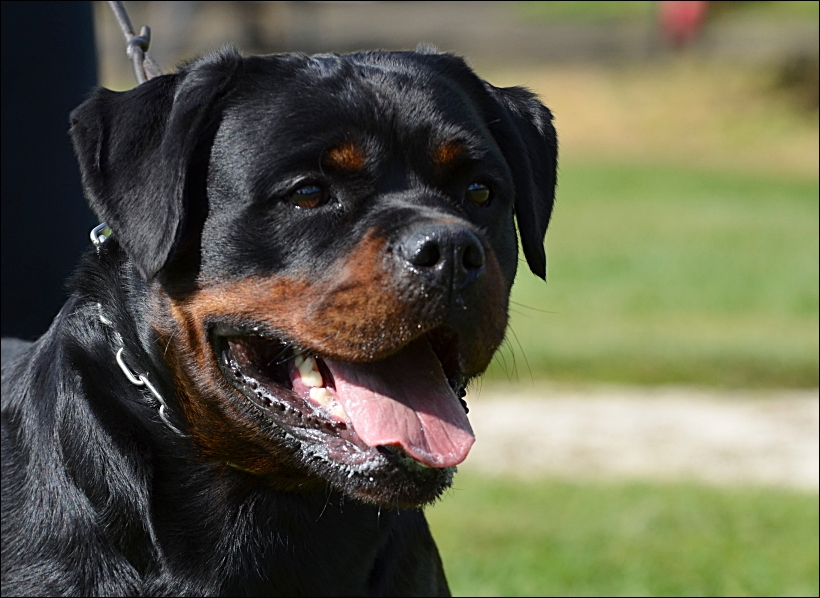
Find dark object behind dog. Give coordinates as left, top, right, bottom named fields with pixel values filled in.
left=1, top=47, right=556, bottom=596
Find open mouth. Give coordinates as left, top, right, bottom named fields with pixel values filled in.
left=212, top=326, right=474, bottom=475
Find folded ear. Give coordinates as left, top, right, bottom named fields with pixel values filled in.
left=485, top=85, right=557, bottom=280
left=69, top=49, right=243, bottom=279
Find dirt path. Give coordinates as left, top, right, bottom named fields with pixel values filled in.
left=461, top=385, right=819, bottom=490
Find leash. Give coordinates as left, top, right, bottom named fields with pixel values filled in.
left=106, top=1, right=162, bottom=84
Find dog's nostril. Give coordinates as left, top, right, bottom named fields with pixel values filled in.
left=411, top=239, right=442, bottom=268
left=462, top=241, right=484, bottom=270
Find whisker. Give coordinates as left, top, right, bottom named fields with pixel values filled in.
left=503, top=336, right=519, bottom=383
left=164, top=330, right=177, bottom=356
left=272, top=344, right=300, bottom=367
left=509, top=300, right=558, bottom=314
left=492, top=347, right=512, bottom=383
left=507, top=325, right=533, bottom=385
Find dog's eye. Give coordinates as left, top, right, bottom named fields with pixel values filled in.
left=287, top=184, right=331, bottom=209
left=465, top=182, right=492, bottom=207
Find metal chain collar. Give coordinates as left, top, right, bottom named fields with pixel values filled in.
left=91, top=224, right=185, bottom=437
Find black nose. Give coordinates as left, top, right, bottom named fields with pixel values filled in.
left=399, top=223, right=486, bottom=288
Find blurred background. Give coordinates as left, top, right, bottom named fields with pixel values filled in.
left=6, top=1, right=819, bottom=595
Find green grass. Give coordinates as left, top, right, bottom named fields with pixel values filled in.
left=427, top=473, right=819, bottom=596
left=485, top=161, right=819, bottom=388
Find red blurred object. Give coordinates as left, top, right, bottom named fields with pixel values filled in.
left=658, top=1, right=710, bottom=47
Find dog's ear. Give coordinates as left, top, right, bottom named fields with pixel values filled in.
left=485, top=85, right=557, bottom=280
left=69, top=49, right=243, bottom=279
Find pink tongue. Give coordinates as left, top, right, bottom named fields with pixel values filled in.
left=324, top=337, right=474, bottom=468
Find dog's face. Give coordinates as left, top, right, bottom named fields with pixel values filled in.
left=70, top=49, right=556, bottom=507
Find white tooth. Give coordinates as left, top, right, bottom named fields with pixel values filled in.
left=328, top=401, right=348, bottom=421
left=301, top=370, right=323, bottom=388
left=298, top=356, right=323, bottom=387
left=293, top=354, right=305, bottom=368
left=310, top=387, right=332, bottom=406
left=298, top=355, right=317, bottom=376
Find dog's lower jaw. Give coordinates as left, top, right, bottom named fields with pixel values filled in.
left=219, top=435, right=457, bottom=509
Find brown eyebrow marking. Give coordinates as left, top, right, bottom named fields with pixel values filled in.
left=431, top=142, right=465, bottom=167
left=324, top=141, right=366, bottom=171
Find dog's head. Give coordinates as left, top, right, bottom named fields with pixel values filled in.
left=70, top=48, right=556, bottom=507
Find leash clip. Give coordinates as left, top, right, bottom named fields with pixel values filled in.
left=116, top=347, right=187, bottom=437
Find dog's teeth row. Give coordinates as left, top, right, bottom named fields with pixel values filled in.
left=295, top=355, right=348, bottom=421
left=222, top=350, right=353, bottom=436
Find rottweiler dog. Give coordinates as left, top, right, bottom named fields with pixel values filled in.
left=1, top=47, right=556, bottom=596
